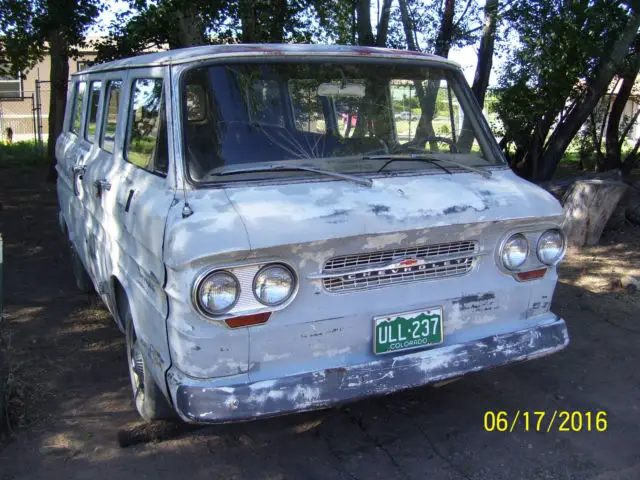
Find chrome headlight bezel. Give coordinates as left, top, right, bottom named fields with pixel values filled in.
left=500, top=233, right=529, bottom=271
left=192, top=269, right=240, bottom=317
left=536, top=229, right=566, bottom=266
left=253, top=263, right=297, bottom=306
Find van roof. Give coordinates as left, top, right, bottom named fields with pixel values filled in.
left=74, top=44, right=461, bottom=75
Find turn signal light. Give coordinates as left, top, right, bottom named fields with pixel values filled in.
left=516, top=268, right=547, bottom=281
left=225, top=312, right=271, bottom=328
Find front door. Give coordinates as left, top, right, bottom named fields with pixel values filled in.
left=82, top=67, right=176, bottom=391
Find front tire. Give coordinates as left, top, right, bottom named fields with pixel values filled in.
left=124, top=306, right=175, bottom=421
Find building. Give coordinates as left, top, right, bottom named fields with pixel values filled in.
left=0, top=43, right=97, bottom=143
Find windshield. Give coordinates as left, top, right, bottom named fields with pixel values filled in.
left=181, top=61, right=503, bottom=183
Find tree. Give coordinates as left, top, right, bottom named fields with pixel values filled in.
left=94, top=0, right=232, bottom=63
left=494, top=0, right=639, bottom=181
left=536, top=6, right=640, bottom=180
left=0, top=0, right=102, bottom=179
left=236, top=0, right=315, bottom=43
left=398, top=0, right=479, bottom=144
left=458, top=0, right=499, bottom=151
left=604, top=36, right=640, bottom=173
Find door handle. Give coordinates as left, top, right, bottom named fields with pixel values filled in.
left=94, top=179, right=111, bottom=197
left=72, top=165, right=86, bottom=197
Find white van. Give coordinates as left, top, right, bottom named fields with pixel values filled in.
left=57, top=44, right=569, bottom=423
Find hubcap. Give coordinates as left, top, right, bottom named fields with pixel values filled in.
left=131, top=342, right=145, bottom=393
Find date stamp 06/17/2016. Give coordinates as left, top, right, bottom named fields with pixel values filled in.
left=483, top=411, right=608, bottom=433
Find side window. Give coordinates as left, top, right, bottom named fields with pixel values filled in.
left=85, top=81, right=102, bottom=143
left=100, top=80, right=122, bottom=153
left=125, top=78, right=167, bottom=175
left=70, top=82, right=86, bottom=135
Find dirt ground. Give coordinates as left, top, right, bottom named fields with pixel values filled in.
left=1, top=166, right=640, bottom=480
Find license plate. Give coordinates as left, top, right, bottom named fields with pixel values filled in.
left=374, top=307, right=443, bottom=355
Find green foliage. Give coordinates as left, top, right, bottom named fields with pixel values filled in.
left=494, top=0, right=631, bottom=174
left=0, top=141, right=46, bottom=166
left=0, top=0, right=103, bottom=76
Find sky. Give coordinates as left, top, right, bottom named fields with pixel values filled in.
left=91, top=0, right=502, bottom=86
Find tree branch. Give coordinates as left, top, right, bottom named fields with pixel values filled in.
left=620, top=106, right=640, bottom=142
left=453, top=0, right=473, bottom=30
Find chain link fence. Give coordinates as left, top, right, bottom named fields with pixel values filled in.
left=0, top=82, right=50, bottom=145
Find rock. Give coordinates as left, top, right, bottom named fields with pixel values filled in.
left=605, top=202, right=627, bottom=231
left=620, top=275, right=639, bottom=294
left=562, top=178, right=628, bottom=246
left=39, top=445, right=67, bottom=456
left=627, top=203, right=640, bottom=226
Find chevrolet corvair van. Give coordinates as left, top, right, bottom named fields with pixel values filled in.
left=56, top=44, right=569, bottom=423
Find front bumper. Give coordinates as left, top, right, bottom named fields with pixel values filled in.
left=168, top=316, right=569, bottom=423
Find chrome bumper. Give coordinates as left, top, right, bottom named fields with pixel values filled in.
left=168, top=316, right=569, bottom=423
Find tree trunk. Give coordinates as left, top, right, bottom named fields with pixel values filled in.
left=397, top=0, right=440, bottom=146
left=175, top=5, right=207, bottom=47
left=414, top=0, right=456, bottom=142
left=269, top=0, right=288, bottom=43
left=240, top=0, right=257, bottom=43
left=535, top=11, right=640, bottom=182
left=357, top=0, right=375, bottom=46
left=458, top=0, right=498, bottom=152
left=434, top=0, right=456, bottom=57
left=398, top=0, right=418, bottom=51
left=375, top=0, right=393, bottom=47
left=605, top=41, right=640, bottom=170
left=46, top=29, right=69, bottom=182
left=471, top=0, right=498, bottom=105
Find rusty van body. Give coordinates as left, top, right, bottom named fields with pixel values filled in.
left=56, top=44, right=569, bottom=423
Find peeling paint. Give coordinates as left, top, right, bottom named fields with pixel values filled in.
left=364, top=233, right=408, bottom=250
left=312, top=347, right=351, bottom=358
left=262, top=352, right=292, bottom=362
left=171, top=318, right=569, bottom=423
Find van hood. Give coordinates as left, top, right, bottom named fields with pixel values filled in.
left=164, top=168, right=563, bottom=269
left=225, top=168, right=562, bottom=250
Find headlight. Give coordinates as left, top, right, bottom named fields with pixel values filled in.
left=537, top=229, right=565, bottom=265
left=501, top=234, right=529, bottom=270
left=253, top=264, right=296, bottom=306
left=195, top=270, right=239, bottom=315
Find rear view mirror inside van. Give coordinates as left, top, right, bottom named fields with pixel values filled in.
left=317, top=82, right=366, bottom=98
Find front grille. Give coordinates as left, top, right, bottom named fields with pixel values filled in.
left=322, top=240, right=477, bottom=293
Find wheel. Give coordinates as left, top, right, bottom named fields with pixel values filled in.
left=124, top=305, right=175, bottom=421
left=69, top=241, right=93, bottom=293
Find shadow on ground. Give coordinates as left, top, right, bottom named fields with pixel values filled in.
left=1, top=167, right=640, bottom=480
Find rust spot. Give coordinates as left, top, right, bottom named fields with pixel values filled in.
left=369, top=204, right=391, bottom=215
left=454, top=293, right=495, bottom=305
left=453, top=293, right=497, bottom=313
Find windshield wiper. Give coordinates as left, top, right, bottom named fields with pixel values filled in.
left=209, top=164, right=373, bottom=188
left=365, top=154, right=492, bottom=179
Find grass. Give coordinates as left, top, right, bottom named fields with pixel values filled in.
left=0, top=141, right=46, bottom=167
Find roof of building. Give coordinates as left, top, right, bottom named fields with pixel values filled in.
left=75, top=43, right=460, bottom=75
